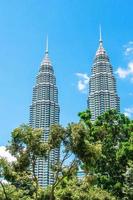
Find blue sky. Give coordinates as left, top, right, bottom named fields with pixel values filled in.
left=0, top=0, right=133, bottom=146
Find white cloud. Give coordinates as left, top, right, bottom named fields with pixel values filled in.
left=124, top=112, right=131, bottom=118
left=124, top=107, right=133, bottom=118
left=78, top=80, right=86, bottom=91
left=115, top=67, right=129, bottom=78
left=76, top=73, right=89, bottom=93
left=124, top=47, right=133, bottom=56
left=0, top=146, right=16, bottom=162
left=129, top=62, right=133, bottom=72
left=116, top=42, right=133, bottom=81
left=124, top=41, right=133, bottom=56
left=115, top=61, right=133, bottom=81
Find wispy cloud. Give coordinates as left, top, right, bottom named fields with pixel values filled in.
left=124, top=41, right=133, bottom=56
left=124, top=107, right=133, bottom=118
left=115, top=62, right=133, bottom=80
left=116, top=41, right=133, bottom=82
left=75, top=73, right=89, bottom=93
left=0, top=146, right=16, bottom=162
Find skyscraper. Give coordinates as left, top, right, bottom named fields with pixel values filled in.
left=88, top=28, right=120, bottom=121
left=29, top=38, right=60, bottom=187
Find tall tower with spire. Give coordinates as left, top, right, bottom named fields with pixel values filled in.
left=29, top=38, right=60, bottom=187
left=88, top=28, right=120, bottom=121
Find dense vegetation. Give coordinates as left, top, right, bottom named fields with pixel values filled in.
left=0, top=110, right=133, bottom=199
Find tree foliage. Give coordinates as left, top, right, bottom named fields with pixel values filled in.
left=0, top=110, right=132, bottom=199
left=0, top=125, right=48, bottom=199
left=78, top=110, right=133, bottom=199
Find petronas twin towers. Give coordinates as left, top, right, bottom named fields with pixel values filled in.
left=88, top=29, right=120, bottom=120
left=29, top=30, right=120, bottom=187
left=29, top=38, right=60, bottom=187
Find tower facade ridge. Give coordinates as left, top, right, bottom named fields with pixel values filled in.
left=88, top=31, right=120, bottom=121
left=29, top=39, right=60, bottom=187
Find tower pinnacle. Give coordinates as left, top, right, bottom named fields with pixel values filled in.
left=41, top=36, right=51, bottom=66
left=96, top=25, right=105, bottom=55
left=99, top=25, right=102, bottom=43
left=45, top=35, right=48, bottom=54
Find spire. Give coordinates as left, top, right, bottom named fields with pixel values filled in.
left=45, top=35, right=48, bottom=55
left=99, top=25, right=102, bottom=43
left=96, top=25, right=106, bottom=56
left=41, top=35, right=52, bottom=66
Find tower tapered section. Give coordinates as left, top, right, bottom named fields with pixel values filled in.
left=29, top=41, right=60, bottom=187
left=88, top=32, right=120, bottom=121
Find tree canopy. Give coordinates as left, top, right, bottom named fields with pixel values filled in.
left=0, top=110, right=132, bottom=199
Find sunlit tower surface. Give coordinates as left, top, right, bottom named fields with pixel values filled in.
left=29, top=38, right=60, bottom=187
left=88, top=28, right=120, bottom=121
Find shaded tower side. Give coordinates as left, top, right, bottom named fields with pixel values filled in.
left=29, top=40, right=60, bottom=187
left=88, top=30, right=120, bottom=121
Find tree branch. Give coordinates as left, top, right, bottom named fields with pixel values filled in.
left=0, top=180, right=10, bottom=200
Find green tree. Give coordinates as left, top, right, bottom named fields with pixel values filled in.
left=54, top=175, right=115, bottom=200
left=1, top=110, right=132, bottom=200
left=48, top=111, right=114, bottom=200
left=0, top=125, right=48, bottom=200
left=78, top=109, right=133, bottom=199
left=48, top=124, right=80, bottom=200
